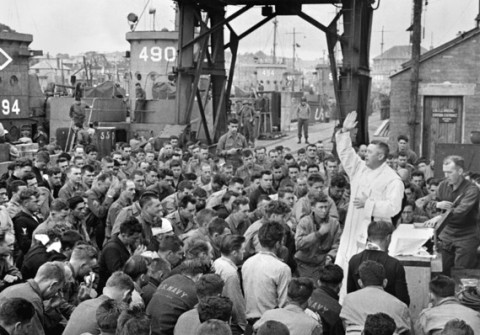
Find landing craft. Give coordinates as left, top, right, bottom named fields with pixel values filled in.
left=0, top=19, right=215, bottom=166
left=0, top=29, right=45, bottom=143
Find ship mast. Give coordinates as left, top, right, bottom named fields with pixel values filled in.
left=272, top=18, right=278, bottom=64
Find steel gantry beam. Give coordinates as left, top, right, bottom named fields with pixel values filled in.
left=175, top=0, right=375, bottom=145
left=338, top=0, right=373, bottom=145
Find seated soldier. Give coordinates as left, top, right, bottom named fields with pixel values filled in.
left=64, top=271, right=134, bottom=335
left=0, top=230, right=21, bottom=292
left=364, top=313, right=397, bottom=335
left=212, top=191, right=238, bottom=220
left=225, top=197, right=251, bottom=236
left=340, top=261, right=411, bottom=335
left=93, top=299, right=125, bottom=335
left=254, top=277, right=322, bottom=335
left=415, top=275, right=480, bottom=335
left=173, top=274, right=225, bottom=335
left=161, top=181, right=194, bottom=215
left=308, top=264, right=344, bottom=335
left=147, top=259, right=209, bottom=335
left=116, top=306, right=151, bottom=335
left=141, top=257, right=171, bottom=306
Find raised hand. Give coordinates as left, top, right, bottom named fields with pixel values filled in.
left=343, top=111, right=358, bottom=132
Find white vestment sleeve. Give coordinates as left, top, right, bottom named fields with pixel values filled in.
left=335, top=131, right=365, bottom=179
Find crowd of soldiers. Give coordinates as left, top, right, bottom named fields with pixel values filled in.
left=0, top=115, right=477, bottom=335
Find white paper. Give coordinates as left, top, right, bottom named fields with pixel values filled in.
left=388, top=224, right=434, bottom=257
left=34, top=234, right=49, bottom=246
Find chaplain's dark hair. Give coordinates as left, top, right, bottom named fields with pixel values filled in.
left=367, top=221, right=394, bottom=241
left=358, top=260, right=385, bottom=286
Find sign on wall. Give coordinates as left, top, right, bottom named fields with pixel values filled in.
left=432, top=108, right=458, bottom=123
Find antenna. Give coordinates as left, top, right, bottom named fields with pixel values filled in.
left=374, top=27, right=392, bottom=56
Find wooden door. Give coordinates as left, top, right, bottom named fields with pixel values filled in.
left=423, top=96, right=463, bottom=159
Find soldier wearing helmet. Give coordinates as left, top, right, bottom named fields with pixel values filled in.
left=296, top=96, right=311, bottom=144
left=238, top=100, right=255, bottom=146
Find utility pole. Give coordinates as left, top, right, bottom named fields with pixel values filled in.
left=292, top=28, right=297, bottom=71
left=380, top=26, right=385, bottom=55
left=409, top=0, right=423, bottom=152
left=272, top=18, right=278, bottom=64
left=292, top=27, right=296, bottom=91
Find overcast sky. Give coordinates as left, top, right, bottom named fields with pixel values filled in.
left=1, top=0, right=478, bottom=60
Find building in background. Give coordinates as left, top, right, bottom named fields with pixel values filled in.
left=372, top=45, right=427, bottom=93
left=389, top=28, right=480, bottom=160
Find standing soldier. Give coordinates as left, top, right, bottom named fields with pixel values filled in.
left=296, top=97, right=311, bottom=144
left=134, top=82, right=146, bottom=118
left=69, top=83, right=90, bottom=146
left=239, top=100, right=255, bottom=146
left=217, top=119, right=248, bottom=172
left=425, top=155, right=480, bottom=276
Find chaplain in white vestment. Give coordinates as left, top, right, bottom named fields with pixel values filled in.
left=335, top=111, right=404, bottom=298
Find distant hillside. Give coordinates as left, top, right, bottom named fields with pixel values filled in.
left=225, top=50, right=323, bottom=70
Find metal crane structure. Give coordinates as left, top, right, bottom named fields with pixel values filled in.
left=175, top=0, right=374, bottom=145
